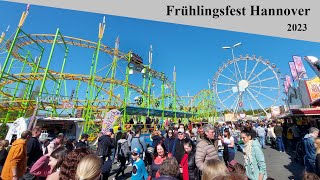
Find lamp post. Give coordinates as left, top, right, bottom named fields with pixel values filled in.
left=222, top=42, right=242, bottom=114
left=304, top=56, right=320, bottom=77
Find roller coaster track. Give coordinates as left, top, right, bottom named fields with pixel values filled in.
left=1, top=33, right=186, bottom=112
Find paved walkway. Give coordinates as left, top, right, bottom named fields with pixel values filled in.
left=109, top=146, right=304, bottom=180
left=235, top=146, right=304, bottom=180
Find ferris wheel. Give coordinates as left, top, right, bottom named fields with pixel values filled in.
left=213, top=55, right=281, bottom=115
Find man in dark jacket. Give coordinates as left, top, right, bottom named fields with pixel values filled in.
left=97, top=129, right=115, bottom=159
left=274, top=122, right=285, bottom=152
left=173, top=129, right=189, bottom=164
left=75, top=133, right=89, bottom=149
left=303, top=127, right=319, bottom=173
left=97, top=129, right=115, bottom=180
left=23, top=126, right=43, bottom=180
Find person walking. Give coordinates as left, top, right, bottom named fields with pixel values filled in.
left=23, top=126, right=43, bottom=180
left=172, top=128, right=189, bottom=164
left=164, top=129, right=176, bottom=154
left=75, top=133, right=89, bottom=149
left=180, top=139, right=199, bottom=180
left=195, top=124, right=218, bottom=171
left=131, top=148, right=148, bottom=180
left=222, top=129, right=236, bottom=163
left=274, top=122, right=285, bottom=152
left=149, top=142, right=171, bottom=179
left=46, top=133, right=64, bottom=155
left=314, top=138, right=320, bottom=177
left=0, top=140, right=8, bottom=176
left=241, top=129, right=267, bottom=180
left=303, top=127, right=319, bottom=173
left=267, top=124, right=276, bottom=149
left=113, top=133, right=130, bottom=180
left=131, top=128, right=147, bottom=160
left=1, top=130, right=32, bottom=180
left=256, top=123, right=266, bottom=149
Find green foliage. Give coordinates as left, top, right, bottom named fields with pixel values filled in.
left=0, top=123, right=8, bottom=140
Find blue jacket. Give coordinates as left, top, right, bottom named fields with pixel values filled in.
left=304, top=133, right=316, bottom=162
left=131, top=159, right=148, bottom=180
left=131, top=136, right=147, bottom=152
left=164, top=137, right=176, bottom=153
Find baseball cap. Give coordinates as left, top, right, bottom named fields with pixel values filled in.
left=107, top=128, right=114, bottom=134
left=178, top=128, right=185, bottom=134
left=132, top=147, right=141, bottom=154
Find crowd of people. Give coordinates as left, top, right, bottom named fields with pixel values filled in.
left=0, top=118, right=320, bottom=180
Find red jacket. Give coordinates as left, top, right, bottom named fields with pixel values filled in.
left=180, top=154, right=189, bottom=180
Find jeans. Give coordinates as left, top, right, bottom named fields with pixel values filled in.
left=305, top=156, right=315, bottom=173
left=276, top=136, right=285, bottom=152
left=110, top=148, right=115, bottom=162
left=259, top=136, right=266, bottom=148
left=228, top=148, right=235, bottom=162
left=114, top=155, right=126, bottom=178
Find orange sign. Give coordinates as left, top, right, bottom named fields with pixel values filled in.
left=305, top=77, right=320, bottom=102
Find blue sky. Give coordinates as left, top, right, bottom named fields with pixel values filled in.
left=1, top=1, right=320, bottom=113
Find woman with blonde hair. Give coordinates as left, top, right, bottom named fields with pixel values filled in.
left=76, top=154, right=102, bottom=180
left=314, top=138, right=320, bottom=176
left=202, top=159, right=229, bottom=180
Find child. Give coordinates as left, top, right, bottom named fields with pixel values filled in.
left=131, top=148, right=148, bottom=180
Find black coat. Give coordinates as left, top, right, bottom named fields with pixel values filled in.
left=27, top=137, right=43, bottom=167
left=173, top=139, right=185, bottom=164
left=75, top=140, right=88, bottom=149
left=187, top=151, right=199, bottom=180
left=152, top=135, right=163, bottom=149
left=97, top=135, right=114, bottom=157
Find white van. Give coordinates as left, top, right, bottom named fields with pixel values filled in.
left=5, top=116, right=84, bottom=144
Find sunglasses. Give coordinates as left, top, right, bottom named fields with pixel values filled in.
left=132, top=153, right=138, bottom=156
left=178, top=133, right=184, bottom=135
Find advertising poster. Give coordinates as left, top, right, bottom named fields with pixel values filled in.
left=305, top=77, right=320, bottom=102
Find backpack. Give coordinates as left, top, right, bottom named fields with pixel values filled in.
left=131, top=136, right=144, bottom=151
left=117, top=141, right=129, bottom=158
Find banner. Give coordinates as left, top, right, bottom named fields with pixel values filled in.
left=289, top=62, right=298, bottom=81
left=284, top=81, right=289, bottom=93
left=293, top=56, right=308, bottom=78
left=101, top=109, right=121, bottom=133
left=285, top=75, right=293, bottom=87
left=271, top=106, right=281, bottom=117
left=305, top=77, right=320, bottom=103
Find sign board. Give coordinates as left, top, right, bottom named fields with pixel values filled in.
left=224, top=113, right=237, bottom=122
left=271, top=106, right=281, bottom=117
left=305, top=77, right=320, bottom=103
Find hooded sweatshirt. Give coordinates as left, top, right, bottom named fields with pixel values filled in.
left=1, top=139, right=27, bottom=180
left=303, top=133, right=316, bottom=162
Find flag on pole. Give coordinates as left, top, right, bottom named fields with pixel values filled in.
left=173, top=66, right=176, bottom=82
left=293, top=56, right=308, bottom=78
left=285, top=75, right=292, bottom=87
left=26, top=4, right=30, bottom=11
left=289, top=62, right=298, bottom=81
